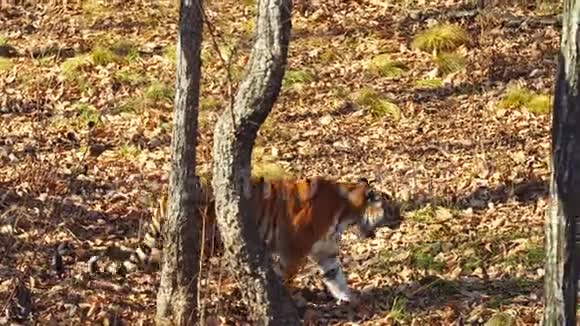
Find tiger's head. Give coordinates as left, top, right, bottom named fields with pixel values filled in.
left=338, top=177, right=402, bottom=239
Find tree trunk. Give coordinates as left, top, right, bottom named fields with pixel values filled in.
left=542, top=1, right=580, bottom=324
left=155, top=0, right=203, bottom=325
left=211, top=0, right=300, bottom=324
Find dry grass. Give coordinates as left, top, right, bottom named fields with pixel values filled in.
left=412, top=23, right=470, bottom=53
left=367, top=54, right=408, bottom=78
left=355, top=87, right=401, bottom=121
left=434, top=51, right=467, bottom=75
left=497, top=85, right=551, bottom=115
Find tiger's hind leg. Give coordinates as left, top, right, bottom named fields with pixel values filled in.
left=308, top=239, right=357, bottom=305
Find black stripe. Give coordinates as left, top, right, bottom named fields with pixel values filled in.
left=322, top=267, right=339, bottom=280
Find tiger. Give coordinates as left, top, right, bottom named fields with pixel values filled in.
left=92, top=175, right=402, bottom=304
left=242, top=176, right=402, bottom=304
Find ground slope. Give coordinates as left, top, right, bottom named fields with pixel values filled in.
left=0, top=0, right=559, bottom=324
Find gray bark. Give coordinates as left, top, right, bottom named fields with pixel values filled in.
left=542, top=1, right=580, bottom=325
left=155, top=0, right=203, bottom=325
left=211, top=0, right=300, bottom=324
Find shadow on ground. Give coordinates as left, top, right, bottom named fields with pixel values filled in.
left=296, top=275, right=541, bottom=324
left=400, top=176, right=548, bottom=213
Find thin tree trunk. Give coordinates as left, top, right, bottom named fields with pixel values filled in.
left=211, top=0, right=300, bottom=324
left=542, top=1, right=580, bottom=324
left=155, top=0, right=203, bottom=325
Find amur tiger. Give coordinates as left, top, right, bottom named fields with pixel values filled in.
left=92, top=175, right=402, bottom=304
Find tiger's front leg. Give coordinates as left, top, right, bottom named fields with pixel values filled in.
left=308, top=239, right=358, bottom=305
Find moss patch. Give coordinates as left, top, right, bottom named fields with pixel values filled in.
left=283, top=69, right=314, bottom=88
left=114, top=68, right=146, bottom=86
left=145, top=81, right=175, bottom=102
left=410, top=242, right=445, bottom=271
left=0, top=58, right=13, bottom=72
left=505, top=242, right=544, bottom=268
left=75, top=103, right=101, bottom=126
left=60, top=55, right=91, bottom=80
left=415, top=78, right=443, bottom=89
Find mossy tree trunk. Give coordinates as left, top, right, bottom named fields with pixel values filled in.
left=211, top=0, right=300, bottom=324
left=155, top=0, right=203, bottom=325
left=543, top=0, right=580, bottom=325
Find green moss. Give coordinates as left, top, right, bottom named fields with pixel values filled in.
left=505, top=243, right=544, bottom=268
left=460, top=247, right=484, bottom=273
left=0, top=58, right=13, bottom=72
left=412, top=23, right=470, bottom=53
left=498, top=86, right=533, bottom=109
left=408, top=205, right=438, bottom=223
left=114, top=68, right=145, bottom=86
left=145, top=81, right=175, bottom=102
left=283, top=69, right=314, bottom=88
left=118, top=144, right=141, bottom=158
left=111, top=39, right=139, bottom=61
left=60, top=55, right=91, bottom=80
left=434, top=51, right=466, bottom=75
left=116, top=98, right=140, bottom=113
left=410, top=243, right=445, bottom=271
left=354, top=88, right=401, bottom=121
left=75, top=103, right=101, bottom=126
left=163, top=45, right=176, bottom=66
left=415, top=78, right=443, bottom=89
left=241, top=19, right=256, bottom=39
left=60, top=55, right=93, bottom=91
left=484, top=312, right=516, bottom=326
left=91, top=46, right=116, bottom=66
left=367, top=54, right=408, bottom=78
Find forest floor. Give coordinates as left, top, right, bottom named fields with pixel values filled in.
left=0, top=0, right=563, bottom=325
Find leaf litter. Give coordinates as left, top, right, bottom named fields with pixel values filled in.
left=0, top=0, right=559, bottom=324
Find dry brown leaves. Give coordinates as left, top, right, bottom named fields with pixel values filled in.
left=0, top=0, right=557, bottom=324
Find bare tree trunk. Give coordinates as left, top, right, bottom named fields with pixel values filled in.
left=155, top=0, right=203, bottom=325
left=542, top=1, right=580, bottom=325
left=211, top=0, right=300, bottom=324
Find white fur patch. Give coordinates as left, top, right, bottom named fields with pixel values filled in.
left=318, top=258, right=352, bottom=302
